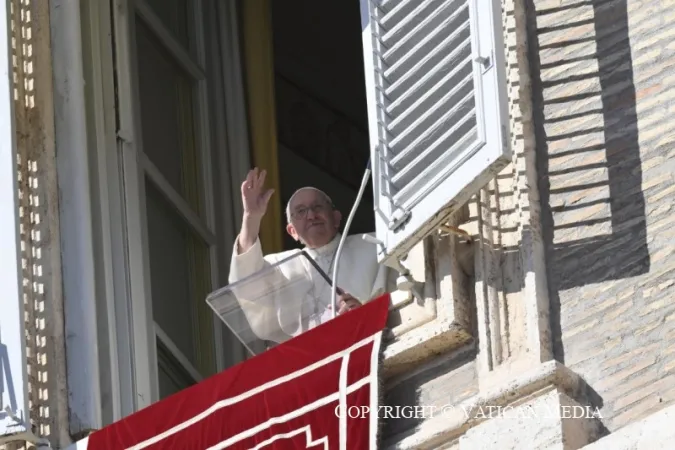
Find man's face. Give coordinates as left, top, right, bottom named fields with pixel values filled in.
left=286, top=189, right=341, bottom=248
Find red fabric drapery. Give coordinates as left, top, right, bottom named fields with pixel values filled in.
left=82, top=294, right=390, bottom=449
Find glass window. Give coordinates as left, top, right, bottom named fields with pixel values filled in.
left=144, top=0, right=192, bottom=51
left=157, top=340, right=196, bottom=399
left=135, top=4, right=216, bottom=392
left=136, top=19, right=203, bottom=216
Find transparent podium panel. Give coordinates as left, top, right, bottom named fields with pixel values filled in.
left=206, top=250, right=341, bottom=357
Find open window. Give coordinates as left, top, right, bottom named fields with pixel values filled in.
left=267, top=0, right=510, bottom=265
left=70, top=0, right=513, bottom=426
left=248, top=0, right=509, bottom=370
left=360, top=0, right=511, bottom=267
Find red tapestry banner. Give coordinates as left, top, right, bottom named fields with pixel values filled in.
left=75, top=293, right=390, bottom=450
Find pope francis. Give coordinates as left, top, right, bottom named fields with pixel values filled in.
left=228, top=167, right=389, bottom=344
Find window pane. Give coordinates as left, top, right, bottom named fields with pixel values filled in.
left=145, top=180, right=215, bottom=376
left=157, top=340, right=196, bottom=399
left=136, top=19, right=203, bottom=216
left=143, top=0, right=192, bottom=51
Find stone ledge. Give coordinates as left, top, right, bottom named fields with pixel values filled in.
left=460, top=390, right=598, bottom=450
left=382, top=320, right=472, bottom=379
left=389, top=289, right=414, bottom=310
left=581, top=404, right=675, bottom=450
left=383, top=360, right=597, bottom=450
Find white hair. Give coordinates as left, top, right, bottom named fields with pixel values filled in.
left=285, top=187, right=334, bottom=223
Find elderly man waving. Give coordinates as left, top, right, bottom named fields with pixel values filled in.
left=228, top=167, right=388, bottom=344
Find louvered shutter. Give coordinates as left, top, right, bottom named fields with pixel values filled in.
left=0, top=0, right=30, bottom=442
left=360, top=0, right=510, bottom=265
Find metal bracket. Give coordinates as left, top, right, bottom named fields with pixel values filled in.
left=388, top=207, right=411, bottom=231
left=361, top=234, right=385, bottom=251
left=387, top=258, right=424, bottom=304
left=0, top=407, right=51, bottom=447
left=439, top=224, right=473, bottom=242
left=475, top=53, right=493, bottom=74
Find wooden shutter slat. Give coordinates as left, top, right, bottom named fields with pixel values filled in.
left=388, top=70, right=474, bottom=153
left=392, top=102, right=477, bottom=186
left=393, top=122, right=479, bottom=204
left=384, top=16, right=470, bottom=98
left=388, top=50, right=473, bottom=134
left=381, top=0, right=448, bottom=49
left=380, top=0, right=417, bottom=30
left=382, top=3, right=468, bottom=81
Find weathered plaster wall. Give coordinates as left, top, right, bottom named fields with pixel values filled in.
left=528, top=0, right=675, bottom=431
left=0, top=0, right=71, bottom=449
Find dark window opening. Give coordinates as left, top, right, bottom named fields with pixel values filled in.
left=270, top=1, right=374, bottom=251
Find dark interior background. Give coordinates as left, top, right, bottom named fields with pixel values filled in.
left=270, top=0, right=375, bottom=250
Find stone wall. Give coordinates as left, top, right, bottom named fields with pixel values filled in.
left=1, top=0, right=71, bottom=449
left=384, top=0, right=675, bottom=446
left=382, top=345, right=478, bottom=447
left=528, top=0, right=675, bottom=432
left=582, top=403, right=675, bottom=449
left=381, top=0, right=558, bottom=445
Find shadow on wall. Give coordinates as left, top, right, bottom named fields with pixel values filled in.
left=526, top=0, right=649, bottom=362
left=381, top=346, right=479, bottom=444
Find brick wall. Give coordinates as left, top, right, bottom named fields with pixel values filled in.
left=528, top=0, right=675, bottom=431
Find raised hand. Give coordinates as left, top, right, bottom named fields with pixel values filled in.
left=337, top=292, right=362, bottom=315
left=241, top=167, right=274, bottom=219
left=237, top=168, right=274, bottom=253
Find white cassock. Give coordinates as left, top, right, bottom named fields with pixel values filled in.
left=228, top=232, right=388, bottom=344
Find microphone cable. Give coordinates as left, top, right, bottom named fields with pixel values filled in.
left=331, top=160, right=372, bottom=319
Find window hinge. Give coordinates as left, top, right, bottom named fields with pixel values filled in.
left=475, top=52, right=493, bottom=74
left=117, top=129, right=133, bottom=145
left=388, top=207, right=411, bottom=231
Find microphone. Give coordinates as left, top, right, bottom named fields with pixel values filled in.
left=331, top=160, right=372, bottom=319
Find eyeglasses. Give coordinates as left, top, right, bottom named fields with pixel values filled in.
left=291, top=203, right=333, bottom=220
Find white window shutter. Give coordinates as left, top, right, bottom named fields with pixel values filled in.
left=0, top=0, right=30, bottom=443
left=360, top=0, right=510, bottom=265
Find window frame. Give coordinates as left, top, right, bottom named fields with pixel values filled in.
left=118, top=0, right=221, bottom=404
left=84, top=0, right=250, bottom=415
